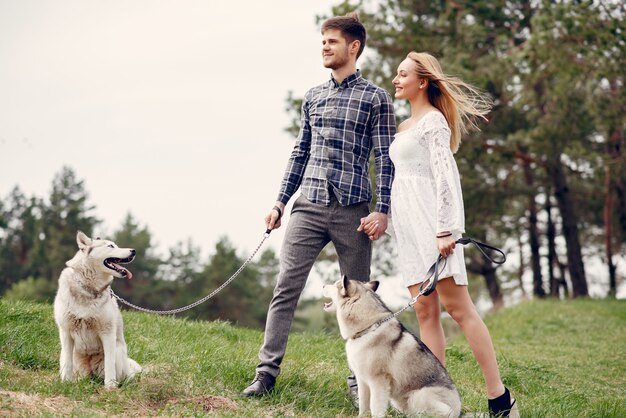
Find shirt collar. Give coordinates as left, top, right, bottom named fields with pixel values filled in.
left=329, top=69, right=362, bottom=89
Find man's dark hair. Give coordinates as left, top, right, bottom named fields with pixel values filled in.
left=321, top=12, right=366, bottom=59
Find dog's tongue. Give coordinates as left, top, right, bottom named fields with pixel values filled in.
left=114, top=263, right=132, bottom=280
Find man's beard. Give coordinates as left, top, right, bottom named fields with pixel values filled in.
left=324, top=52, right=349, bottom=70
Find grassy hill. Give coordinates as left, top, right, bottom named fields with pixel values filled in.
left=0, top=298, right=624, bottom=417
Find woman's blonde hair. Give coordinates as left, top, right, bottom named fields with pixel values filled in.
left=407, top=51, right=492, bottom=153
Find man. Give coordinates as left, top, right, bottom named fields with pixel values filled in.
left=242, top=12, right=395, bottom=403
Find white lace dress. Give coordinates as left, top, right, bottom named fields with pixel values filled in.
left=389, top=111, right=468, bottom=287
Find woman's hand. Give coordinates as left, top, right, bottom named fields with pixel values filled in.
left=437, top=234, right=456, bottom=257
left=357, top=212, right=388, bottom=240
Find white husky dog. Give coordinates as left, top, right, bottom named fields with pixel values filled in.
left=53, top=231, right=142, bottom=389
left=323, top=276, right=461, bottom=418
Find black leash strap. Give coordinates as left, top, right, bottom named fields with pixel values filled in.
left=418, top=237, right=507, bottom=297
left=456, top=237, right=507, bottom=265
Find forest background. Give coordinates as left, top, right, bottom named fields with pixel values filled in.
left=1, top=0, right=624, bottom=332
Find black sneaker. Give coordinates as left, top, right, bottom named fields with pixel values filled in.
left=242, top=371, right=276, bottom=397
left=488, top=387, right=519, bottom=417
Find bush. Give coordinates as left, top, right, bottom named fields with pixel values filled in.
left=4, top=277, right=57, bottom=303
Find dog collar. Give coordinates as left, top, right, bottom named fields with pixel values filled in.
left=350, top=323, right=378, bottom=340
left=350, top=314, right=395, bottom=340
left=72, top=274, right=111, bottom=299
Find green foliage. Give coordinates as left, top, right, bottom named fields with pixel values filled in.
left=186, top=237, right=276, bottom=328
left=3, top=277, right=58, bottom=304
left=108, top=213, right=166, bottom=310
left=304, top=0, right=626, bottom=301
left=0, top=187, right=45, bottom=293
left=0, top=167, right=280, bottom=327
left=37, top=166, right=101, bottom=282
left=1, top=298, right=624, bottom=417
left=0, top=167, right=102, bottom=296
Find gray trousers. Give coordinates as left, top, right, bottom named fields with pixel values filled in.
left=257, top=193, right=371, bottom=379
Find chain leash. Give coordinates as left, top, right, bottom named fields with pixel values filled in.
left=110, top=230, right=271, bottom=315
left=111, top=231, right=505, bottom=318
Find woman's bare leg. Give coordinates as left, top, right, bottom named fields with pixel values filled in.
left=435, top=278, right=505, bottom=398
left=408, top=284, right=446, bottom=365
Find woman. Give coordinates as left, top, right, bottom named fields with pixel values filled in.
left=363, top=52, right=518, bottom=417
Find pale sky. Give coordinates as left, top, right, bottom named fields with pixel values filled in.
left=0, top=0, right=419, bottom=304
left=0, top=0, right=349, bottom=254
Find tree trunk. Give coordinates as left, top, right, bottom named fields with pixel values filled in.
left=609, top=79, right=626, bottom=242
left=604, top=103, right=624, bottom=296
left=616, top=178, right=626, bottom=243
left=557, top=260, right=570, bottom=299
left=545, top=194, right=560, bottom=298
left=603, top=165, right=617, bottom=297
left=517, top=146, right=545, bottom=298
left=468, top=255, right=504, bottom=309
left=516, top=234, right=528, bottom=299
left=483, top=265, right=504, bottom=310
left=546, top=157, right=588, bottom=297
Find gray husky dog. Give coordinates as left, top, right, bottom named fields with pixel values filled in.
left=54, top=231, right=142, bottom=389
left=323, top=276, right=461, bottom=417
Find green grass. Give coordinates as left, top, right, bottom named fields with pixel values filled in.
left=1, top=298, right=624, bottom=417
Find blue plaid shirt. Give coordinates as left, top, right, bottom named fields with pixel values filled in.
left=277, top=70, right=395, bottom=214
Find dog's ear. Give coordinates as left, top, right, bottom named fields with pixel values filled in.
left=76, top=230, right=92, bottom=251
left=341, top=275, right=350, bottom=296
left=342, top=274, right=350, bottom=288
left=365, top=281, right=379, bottom=292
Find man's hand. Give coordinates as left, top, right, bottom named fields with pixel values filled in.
left=265, top=202, right=286, bottom=231
left=357, top=212, right=388, bottom=241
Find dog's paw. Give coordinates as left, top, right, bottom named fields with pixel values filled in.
left=60, top=369, right=75, bottom=382
left=104, top=379, right=119, bottom=390
left=129, top=359, right=142, bottom=375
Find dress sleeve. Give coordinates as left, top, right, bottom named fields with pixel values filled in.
left=426, top=117, right=464, bottom=234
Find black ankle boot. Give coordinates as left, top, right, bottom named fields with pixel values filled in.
left=488, top=387, right=518, bottom=417
left=241, top=371, right=276, bottom=397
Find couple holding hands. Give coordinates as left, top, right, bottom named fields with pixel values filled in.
left=243, top=12, right=516, bottom=417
